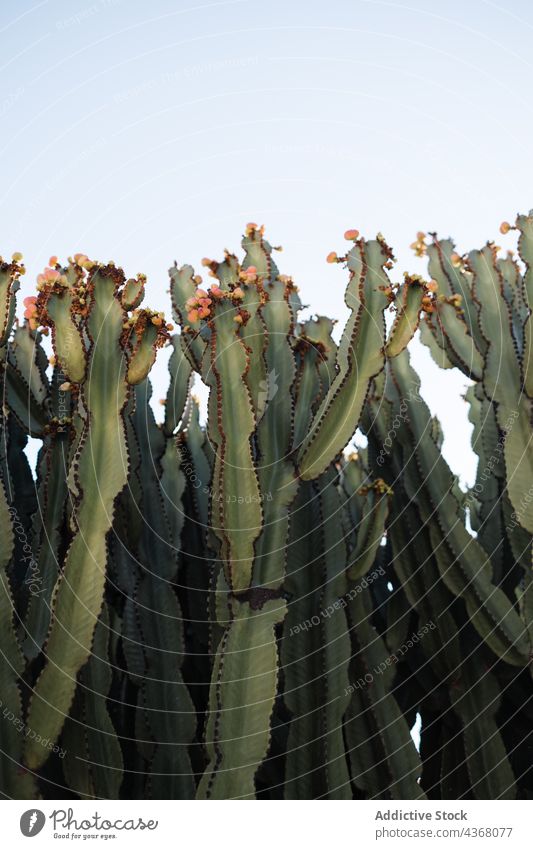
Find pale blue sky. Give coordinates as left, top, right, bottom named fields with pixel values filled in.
left=3, top=0, right=533, bottom=483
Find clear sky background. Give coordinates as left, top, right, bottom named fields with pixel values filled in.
left=3, top=0, right=532, bottom=485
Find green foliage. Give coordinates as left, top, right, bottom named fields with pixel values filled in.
left=0, top=214, right=531, bottom=802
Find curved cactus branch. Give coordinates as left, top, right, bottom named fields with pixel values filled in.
left=298, top=237, right=393, bottom=480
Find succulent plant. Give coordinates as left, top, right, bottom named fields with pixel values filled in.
left=0, top=217, right=530, bottom=801
left=356, top=214, right=533, bottom=799
left=168, top=224, right=424, bottom=798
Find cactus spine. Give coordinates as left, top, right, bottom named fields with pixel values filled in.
left=0, top=216, right=530, bottom=800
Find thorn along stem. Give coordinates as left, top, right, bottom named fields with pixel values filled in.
left=0, top=217, right=531, bottom=799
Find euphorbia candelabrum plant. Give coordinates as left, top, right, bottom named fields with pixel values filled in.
left=0, top=215, right=531, bottom=801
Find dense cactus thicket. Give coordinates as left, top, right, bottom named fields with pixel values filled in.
left=0, top=218, right=531, bottom=800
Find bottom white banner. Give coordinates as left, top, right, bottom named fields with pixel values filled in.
left=2, top=800, right=531, bottom=848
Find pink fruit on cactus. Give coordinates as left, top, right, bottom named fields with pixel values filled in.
left=23, top=296, right=37, bottom=318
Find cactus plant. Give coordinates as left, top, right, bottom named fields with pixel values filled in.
left=168, top=225, right=424, bottom=798
left=356, top=213, right=533, bottom=799
left=0, top=217, right=531, bottom=801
